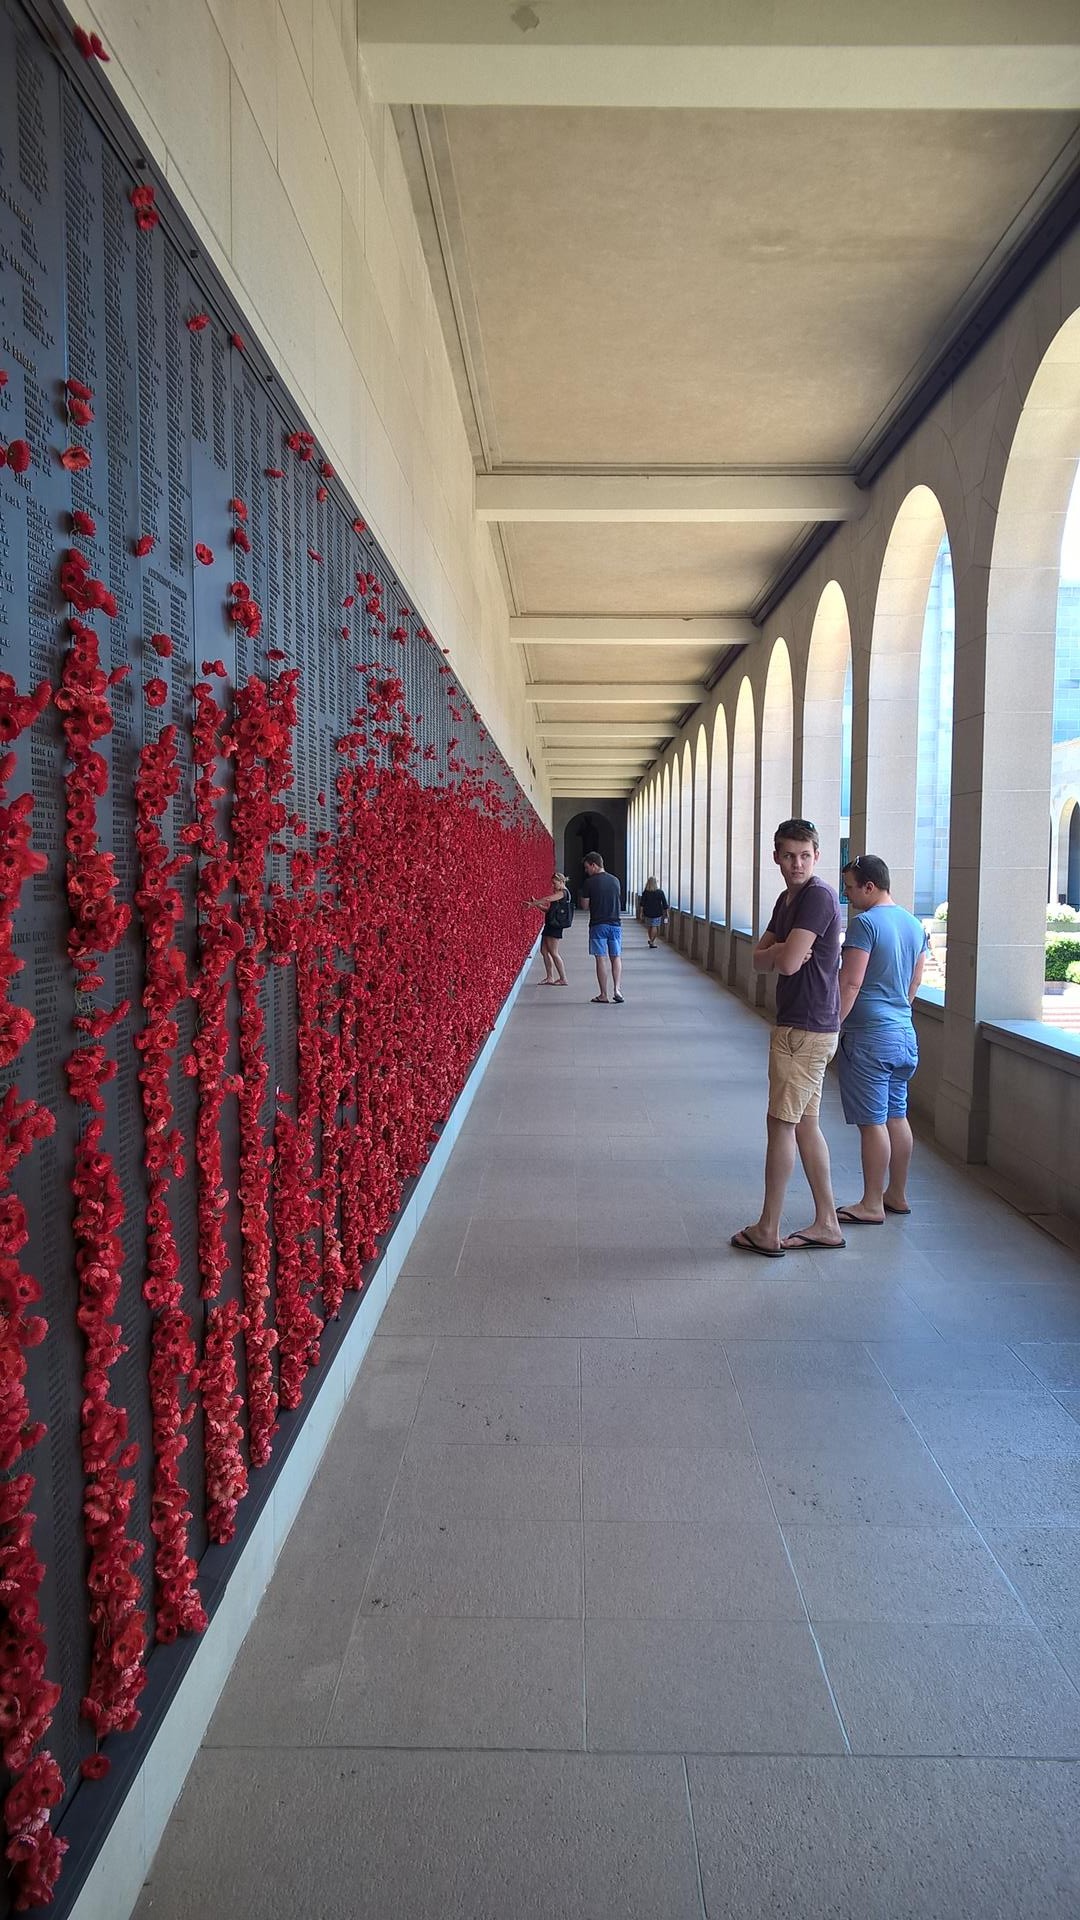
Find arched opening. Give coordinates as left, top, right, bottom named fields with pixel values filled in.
left=986, top=307, right=1080, bottom=1022
left=867, top=486, right=950, bottom=910
left=563, top=809, right=617, bottom=902
left=1056, top=798, right=1080, bottom=909
left=709, top=706, right=729, bottom=925
left=670, top=754, right=682, bottom=906
left=758, top=639, right=794, bottom=927
left=693, top=726, right=708, bottom=918
left=802, top=582, right=852, bottom=893
left=914, top=533, right=955, bottom=922
left=680, top=741, right=693, bottom=911
left=660, top=763, right=671, bottom=900
left=730, top=679, right=756, bottom=933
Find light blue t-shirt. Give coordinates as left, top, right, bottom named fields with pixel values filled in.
left=842, top=903, right=928, bottom=1030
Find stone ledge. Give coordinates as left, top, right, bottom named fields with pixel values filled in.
left=981, top=1017, right=1080, bottom=1078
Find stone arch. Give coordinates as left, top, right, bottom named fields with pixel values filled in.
left=670, top=752, right=683, bottom=906
left=709, top=705, right=729, bottom=925
left=1055, top=795, right=1080, bottom=910
left=866, top=486, right=950, bottom=909
left=693, top=725, right=709, bottom=918
left=802, top=581, right=852, bottom=891
left=730, top=678, right=756, bottom=933
left=680, top=740, right=693, bottom=910
left=660, top=762, right=671, bottom=900
left=983, top=307, right=1080, bottom=1017
left=758, top=639, right=794, bottom=926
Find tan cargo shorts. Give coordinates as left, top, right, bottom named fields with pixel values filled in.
left=767, top=1025, right=839, bottom=1124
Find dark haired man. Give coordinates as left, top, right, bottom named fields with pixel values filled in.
left=583, top=852, right=624, bottom=1004
left=835, top=854, right=927, bottom=1224
left=732, top=818, right=845, bottom=1256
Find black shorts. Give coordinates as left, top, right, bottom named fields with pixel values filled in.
left=542, top=926, right=563, bottom=940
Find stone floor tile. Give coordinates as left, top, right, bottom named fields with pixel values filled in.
left=907, top=1281, right=1080, bottom=1342
left=756, top=1433, right=967, bottom=1528
left=424, top=1334, right=580, bottom=1387
left=325, top=1616, right=585, bottom=1750
left=737, top=1386, right=918, bottom=1453
left=1003, top=1343, right=1080, bottom=1388
left=362, top=1515, right=582, bottom=1618
left=784, top=1524, right=1031, bottom=1624
left=983, top=1526, right=1080, bottom=1630
left=410, top=1381, right=581, bottom=1446
left=586, top=1618, right=845, bottom=1754
left=579, top=1336, right=732, bottom=1387
left=816, top=1622, right=1080, bottom=1755
left=942, top=1454, right=1080, bottom=1528
left=867, top=1338, right=1046, bottom=1392
left=898, top=1387, right=1080, bottom=1461
left=584, top=1518, right=802, bottom=1620
left=135, top=1749, right=703, bottom=1920
left=581, top=1382, right=750, bottom=1450
left=723, top=1338, right=884, bottom=1391
left=582, top=1447, right=774, bottom=1524
left=390, top=1443, right=582, bottom=1523
left=686, top=1755, right=1080, bottom=1919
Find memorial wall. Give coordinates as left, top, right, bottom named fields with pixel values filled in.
left=0, top=3, right=550, bottom=1908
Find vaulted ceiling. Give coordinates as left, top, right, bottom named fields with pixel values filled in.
left=358, top=1, right=1080, bottom=800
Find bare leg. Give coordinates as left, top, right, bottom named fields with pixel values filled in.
left=552, top=943, right=567, bottom=984
left=884, top=1116, right=914, bottom=1211
left=738, top=1115, right=796, bottom=1250
left=594, top=954, right=611, bottom=1001
left=782, top=1113, right=843, bottom=1245
left=611, top=952, right=623, bottom=997
left=836, top=1123, right=890, bottom=1222
left=540, top=936, right=557, bottom=983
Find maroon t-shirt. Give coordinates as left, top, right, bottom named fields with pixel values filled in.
left=767, top=876, right=842, bottom=1032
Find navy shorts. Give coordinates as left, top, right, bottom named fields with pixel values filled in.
left=838, top=1026, right=918, bottom=1126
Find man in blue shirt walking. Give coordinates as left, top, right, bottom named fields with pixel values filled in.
left=835, top=854, right=928, bottom=1225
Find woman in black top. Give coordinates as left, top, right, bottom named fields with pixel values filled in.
left=639, top=877, right=668, bottom=948
left=526, top=870, right=572, bottom=985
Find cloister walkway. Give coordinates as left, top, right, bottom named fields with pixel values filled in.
left=137, top=922, right=1080, bottom=1919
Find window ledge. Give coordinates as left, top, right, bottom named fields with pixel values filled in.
left=981, top=1019, right=1080, bottom=1080
left=913, top=985, right=945, bottom=1018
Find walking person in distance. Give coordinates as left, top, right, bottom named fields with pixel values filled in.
left=639, top=876, right=669, bottom=949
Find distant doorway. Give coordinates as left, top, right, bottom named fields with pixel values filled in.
left=564, top=811, right=616, bottom=904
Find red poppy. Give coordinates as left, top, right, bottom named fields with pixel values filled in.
left=352, top=517, right=366, bottom=534
left=144, top=679, right=168, bottom=708
left=316, top=486, right=328, bottom=503
left=5, top=440, right=33, bottom=474
left=133, top=534, right=155, bottom=557
left=73, top=24, right=109, bottom=59
left=228, top=498, right=248, bottom=520
left=230, top=333, right=245, bottom=351
left=149, top=633, right=172, bottom=659
left=60, top=445, right=91, bottom=472
left=129, top=184, right=159, bottom=231
left=264, top=467, right=284, bottom=479
left=80, top=1754, right=110, bottom=1781
left=72, top=510, right=96, bottom=536
left=186, top=313, right=210, bottom=332
left=195, top=544, right=214, bottom=566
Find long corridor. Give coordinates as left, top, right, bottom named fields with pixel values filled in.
left=137, top=923, right=1080, bottom=1919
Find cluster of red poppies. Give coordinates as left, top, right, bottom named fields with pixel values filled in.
left=0, top=681, right=68, bottom=1911
left=133, top=723, right=208, bottom=1644
left=57, top=618, right=148, bottom=1764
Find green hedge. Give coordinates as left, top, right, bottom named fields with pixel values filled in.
left=1067, top=961, right=1080, bottom=987
left=1045, top=936, right=1080, bottom=982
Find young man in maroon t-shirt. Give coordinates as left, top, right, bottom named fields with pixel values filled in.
left=731, top=818, right=846, bottom=1257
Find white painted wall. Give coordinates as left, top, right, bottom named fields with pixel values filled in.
left=80, top=0, right=548, bottom=817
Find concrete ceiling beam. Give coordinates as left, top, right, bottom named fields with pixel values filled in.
left=478, top=473, right=862, bottom=523
left=528, top=683, right=702, bottom=704
left=540, top=725, right=669, bottom=743
left=512, top=616, right=757, bottom=646
left=362, top=22, right=1079, bottom=111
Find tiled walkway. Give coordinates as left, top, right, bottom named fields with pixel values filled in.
left=137, top=921, right=1080, bottom=1919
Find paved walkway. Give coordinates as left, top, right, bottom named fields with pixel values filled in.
left=137, top=921, right=1080, bottom=1919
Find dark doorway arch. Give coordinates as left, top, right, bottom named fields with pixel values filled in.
left=563, top=810, right=617, bottom=903
left=1069, top=802, right=1080, bottom=909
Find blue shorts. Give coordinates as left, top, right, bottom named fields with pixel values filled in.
left=838, top=1025, right=918, bottom=1126
left=646, top=917, right=664, bottom=930
left=588, top=922, right=622, bottom=958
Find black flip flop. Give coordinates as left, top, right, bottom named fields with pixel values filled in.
left=836, top=1208, right=885, bottom=1227
left=730, top=1230, right=785, bottom=1259
left=782, top=1231, right=848, bottom=1250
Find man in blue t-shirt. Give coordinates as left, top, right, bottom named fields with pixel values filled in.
left=835, top=853, right=928, bottom=1225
